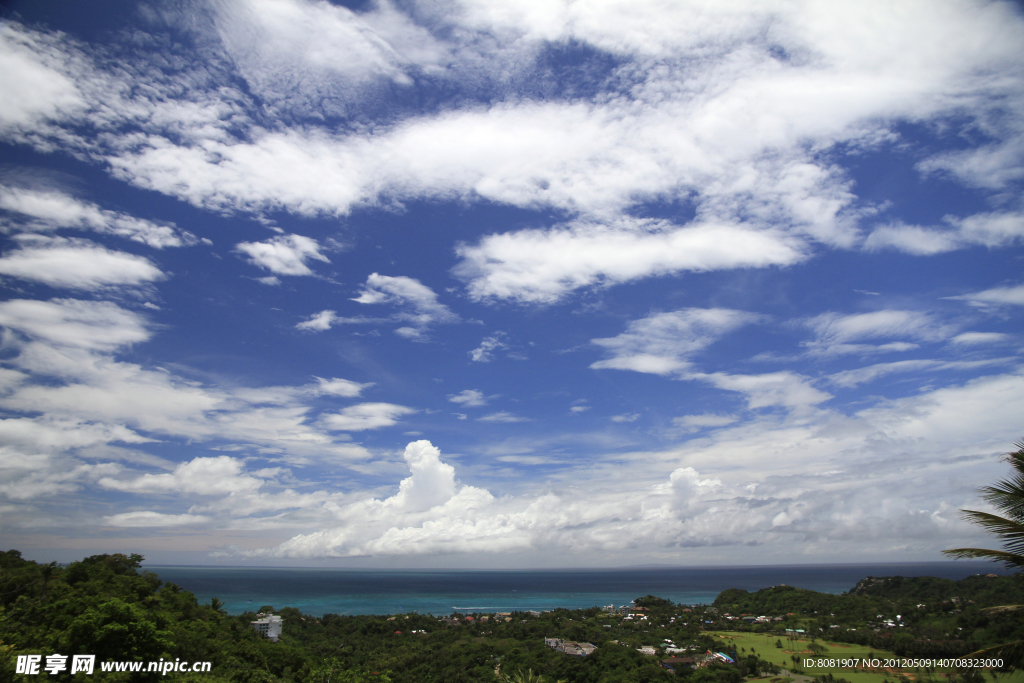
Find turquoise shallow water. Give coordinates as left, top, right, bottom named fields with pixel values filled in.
left=145, top=561, right=1006, bottom=617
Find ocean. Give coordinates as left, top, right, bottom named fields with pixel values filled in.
left=144, top=561, right=1007, bottom=617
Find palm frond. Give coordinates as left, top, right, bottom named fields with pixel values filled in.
left=942, top=547, right=1024, bottom=570
left=980, top=446, right=1024, bottom=521
left=980, top=605, right=1024, bottom=615
left=958, top=510, right=1024, bottom=552
left=962, top=640, right=1024, bottom=670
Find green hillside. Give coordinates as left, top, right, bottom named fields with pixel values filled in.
left=3, top=550, right=1022, bottom=683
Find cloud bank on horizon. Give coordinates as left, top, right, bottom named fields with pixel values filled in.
left=0, top=0, right=1022, bottom=567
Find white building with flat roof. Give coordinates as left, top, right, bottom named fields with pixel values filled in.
left=251, top=613, right=283, bottom=642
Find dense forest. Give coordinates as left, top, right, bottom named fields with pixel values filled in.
left=2, top=550, right=1021, bottom=683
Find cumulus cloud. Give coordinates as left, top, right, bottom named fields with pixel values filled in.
left=246, top=425, right=967, bottom=560
left=0, top=235, right=164, bottom=290
left=236, top=233, right=329, bottom=276
left=251, top=441, right=508, bottom=557
left=53, top=365, right=1017, bottom=561
left=591, top=308, right=761, bottom=375
left=321, top=402, right=417, bottom=431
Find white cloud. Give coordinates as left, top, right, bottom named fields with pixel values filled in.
left=351, top=273, right=458, bottom=336
left=0, top=22, right=85, bottom=131
left=209, top=0, right=447, bottom=120
left=611, top=413, right=639, bottom=423
left=99, top=456, right=264, bottom=495
left=448, top=389, right=488, bottom=407
left=321, top=402, right=417, bottom=431
left=383, top=440, right=458, bottom=512
left=314, top=377, right=373, bottom=397
left=469, top=333, right=507, bottom=362
left=591, top=308, right=760, bottom=375
left=864, top=212, right=1024, bottom=255
left=0, top=459, right=119, bottom=501
left=0, top=235, right=164, bottom=290
left=697, top=371, right=832, bottom=411
left=236, top=233, right=329, bottom=276
left=829, top=360, right=941, bottom=388
left=296, top=309, right=338, bottom=331
left=0, top=300, right=377, bottom=466
left=2, top=1, right=1024, bottom=561
left=0, top=184, right=196, bottom=248
left=103, top=511, right=211, bottom=527
left=251, top=440, right=514, bottom=558
left=828, top=359, right=1012, bottom=388
left=805, top=309, right=954, bottom=355
left=0, top=298, right=150, bottom=351
left=477, top=411, right=530, bottom=423
left=949, top=283, right=1024, bottom=307
left=353, top=273, right=457, bottom=322
left=673, top=414, right=737, bottom=431
left=2, top=2, right=1021, bottom=308
left=455, top=221, right=806, bottom=303
left=195, top=366, right=1024, bottom=561
left=918, top=138, right=1024, bottom=191
left=951, top=331, right=1009, bottom=345
left=864, top=223, right=961, bottom=255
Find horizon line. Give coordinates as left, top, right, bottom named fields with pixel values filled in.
left=139, top=559, right=1009, bottom=572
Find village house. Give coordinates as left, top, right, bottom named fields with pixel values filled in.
left=544, top=638, right=597, bottom=657
left=250, top=613, right=283, bottom=642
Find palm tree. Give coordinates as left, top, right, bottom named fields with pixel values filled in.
left=944, top=440, right=1024, bottom=668
left=945, top=441, right=1024, bottom=570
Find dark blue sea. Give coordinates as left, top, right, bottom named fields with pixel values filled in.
left=144, top=561, right=1007, bottom=617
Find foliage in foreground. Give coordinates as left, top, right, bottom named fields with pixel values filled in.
left=945, top=439, right=1024, bottom=668
left=2, top=547, right=1024, bottom=682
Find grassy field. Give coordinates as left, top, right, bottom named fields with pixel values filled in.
left=712, top=631, right=1023, bottom=683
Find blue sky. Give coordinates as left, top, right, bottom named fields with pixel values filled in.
left=1, top=0, right=1023, bottom=568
